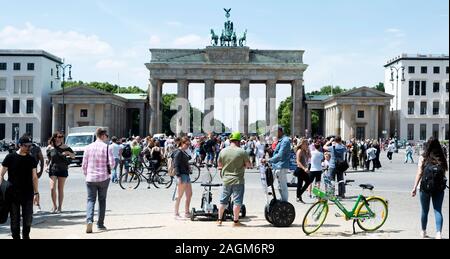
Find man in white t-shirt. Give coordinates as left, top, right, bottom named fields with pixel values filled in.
left=110, top=137, right=122, bottom=184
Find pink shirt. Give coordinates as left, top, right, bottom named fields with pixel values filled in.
left=82, top=140, right=115, bottom=183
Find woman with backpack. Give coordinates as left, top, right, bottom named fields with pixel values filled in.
left=412, top=137, right=448, bottom=239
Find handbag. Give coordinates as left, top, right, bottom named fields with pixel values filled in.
left=334, top=146, right=349, bottom=173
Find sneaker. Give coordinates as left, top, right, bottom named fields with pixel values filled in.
left=233, top=222, right=246, bottom=228
left=436, top=232, right=442, bottom=239
left=217, top=220, right=223, bottom=227
left=420, top=230, right=427, bottom=238
left=97, top=225, right=107, bottom=232
left=86, top=223, right=93, bottom=234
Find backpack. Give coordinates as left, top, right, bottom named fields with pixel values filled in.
left=420, top=163, right=447, bottom=194
left=333, top=146, right=349, bottom=173
left=122, top=144, right=132, bottom=159
left=167, top=150, right=179, bottom=177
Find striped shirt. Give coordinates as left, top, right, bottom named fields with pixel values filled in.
left=82, top=140, right=115, bottom=183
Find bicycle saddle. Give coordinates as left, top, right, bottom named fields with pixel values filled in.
left=201, top=183, right=223, bottom=187
left=359, top=184, right=374, bottom=191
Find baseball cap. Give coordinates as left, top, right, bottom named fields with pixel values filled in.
left=18, top=136, right=32, bottom=145
left=229, top=132, right=242, bottom=142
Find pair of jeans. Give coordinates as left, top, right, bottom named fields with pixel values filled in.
left=86, top=180, right=110, bottom=227
left=112, top=158, right=120, bottom=183
left=327, top=167, right=345, bottom=197
left=274, top=169, right=289, bottom=202
left=420, top=191, right=445, bottom=232
left=10, top=197, right=33, bottom=239
left=405, top=153, right=414, bottom=163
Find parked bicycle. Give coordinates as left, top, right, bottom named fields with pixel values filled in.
left=119, top=158, right=173, bottom=190
left=302, top=179, right=389, bottom=235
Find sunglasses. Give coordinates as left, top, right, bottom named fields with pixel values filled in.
left=57, top=135, right=64, bottom=139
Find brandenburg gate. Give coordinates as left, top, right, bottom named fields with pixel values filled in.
left=146, top=10, right=308, bottom=136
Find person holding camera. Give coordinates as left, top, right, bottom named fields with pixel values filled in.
left=82, top=128, right=115, bottom=233
left=323, top=136, right=347, bottom=198
left=0, top=136, right=40, bottom=239
left=46, top=131, right=75, bottom=214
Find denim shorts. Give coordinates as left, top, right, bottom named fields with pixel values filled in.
left=220, top=184, right=245, bottom=206
left=206, top=152, right=215, bottom=161
left=178, top=174, right=191, bottom=184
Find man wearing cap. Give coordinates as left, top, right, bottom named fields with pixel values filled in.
left=217, top=132, right=251, bottom=227
left=262, top=126, right=292, bottom=202
left=0, top=136, right=39, bottom=239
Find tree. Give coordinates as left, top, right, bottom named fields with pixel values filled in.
left=249, top=120, right=267, bottom=136
left=64, top=80, right=146, bottom=94
left=373, top=82, right=385, bottom=92
left=278, top=97, right=292, bottom=136
left=307, top=85, right=347, bottom=96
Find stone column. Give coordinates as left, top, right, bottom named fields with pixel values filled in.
left=52, top=103, right=61, bottom=133
left=104, top=103, right=112, bottom=131
left=157, top=81, right=163, bottom=134
left=240, top=79, right=250, bottom=135
left=384, top=104, right=391, bottom=138
left=149, top=79, right=160, bottom=136
left=369, top=106, right=376, bottom=139
left=139, top=106, right=145, bottom=137
left=322, top=109, right=327, bottom=137
left=89, top=104, right=96, bottom=126
left=306, top=107, right=312, bottom=137
left=335, top=106, right=341, bottom=137
left=292, top=79, right=304, bottom=137
left=265, top=80, right=277, bottom=134
left=177, top=79, right=190, bottom=136
left=350, top=104, right=357, bottom=139
left=67, top=104, right=74, bottom=130
left=204, top=79, right=215, bottom=132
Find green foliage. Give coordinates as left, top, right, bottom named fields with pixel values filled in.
left=278, top=97, right=292, bottom=136
left=373, top=82, right=385, bottom=92
left=64, top=80, right=146, bottom=94
left=249, top=120, right=267, bottom=135
left=307, top=85, right=347, bottom=96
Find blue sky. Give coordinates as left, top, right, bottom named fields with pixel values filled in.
left=1, top=0, right=448, bottom=129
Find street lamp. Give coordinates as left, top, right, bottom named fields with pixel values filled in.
left=390, top=66, right=405, bottom=149
left=56, top=62, right=73, bottom=134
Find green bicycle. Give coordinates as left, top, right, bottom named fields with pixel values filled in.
left=302, top=180, right=389, bottom=235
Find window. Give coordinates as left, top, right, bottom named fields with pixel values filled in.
left=13, top=79, right=19, bottom=94
left=415, top=81, right=420, bottom=96
left=446, top=102, right=449, bottom=115
left=447, top=66, right=449, bottom=74
left=409, top=81, right=414, bottom=96
left=446, top=124, right=449, bottom=140
left=408, top=102, right=415, bottom=115
left=21, top=80, right=27, bottom=94
left=12, top=100, right=20, bottom=114
left=27, top=63, right=35, bottom=71
left=408, top=66, right=415, bottom=74
left=0, top=100, right=5, bottom=113
left=0, top=124, right=5, bottom=140
left=356, top=127, right=365, bottom=140
left=420, top=102, right=427, bottom=115
left=421, top=81, right=427, bottom=96
left=51, top=68, right=53, bottom=76
left=357, top=111, right=365, bottom=118
left=50, top=81, right=53, bottom=89
left=432, top=124, right=439, bottom=139
left=0, top=63, right=6, bottom=70
left=407, top=124, right=415, bottom=141
left=26, top=100, right=33, bottom=114
left=420, top=124, right=427, bottom=141
left=0, top=78, right=6, bottom=90
left=421, top=67, right=428, bottom=74
left=12, top=123, right=19, bottom=141
left=433, top=67, right=440, bottom=74
left=446, top=82, right=449, bottom=93
left=433, top=82, right=440, bottom=93
left=13, top=63, right=21, bottom=71
left=433, top=102, right=440, bottom=115
left=27, top=79, right=33, bottom=94
left=80, top=109, right=88, bottom=118
left=26, top=124, right=33, bottom=139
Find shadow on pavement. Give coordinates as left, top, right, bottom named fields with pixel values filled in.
left=94, top=226, right=164, bottom=234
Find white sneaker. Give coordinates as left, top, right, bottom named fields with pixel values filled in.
left=436, top=232, right=442, bottom=239
left=420, top=230, right=428, bottom=238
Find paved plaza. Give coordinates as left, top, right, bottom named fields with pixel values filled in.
left=0, top=149, right=448, bottom=239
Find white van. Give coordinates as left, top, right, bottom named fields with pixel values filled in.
left=66, top=126, right=107, bottom=166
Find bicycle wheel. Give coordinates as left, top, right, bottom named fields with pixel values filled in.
left=119, top=172, right=141, bottom=190
left=153, top=169, right=173, bottom=189
left=302, top=200, right=329, bottom=235
left=356, top=197, right=388, bottom=232
left=190, top=165, right=201, bottom=183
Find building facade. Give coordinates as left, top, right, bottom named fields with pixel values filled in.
left=0, top=50, right=63, bottom=144
left=384, top=54, right=449, bottom=142
left=306, top=87, right=393, bottom=140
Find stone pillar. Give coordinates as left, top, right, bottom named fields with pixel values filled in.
left=204, top=79, right=215, bottom=132
left=306, top=107, right=312, bottom=137
left=240, top=79, right=250, bottom=135
left=369, top=106, right=376, bottom=139
left=52, top=103, right=61, bottom=133
left=265, top=80, right=277, bottom=134
left=89, top=104, right=96, bottom=126
left=139, top=106, right=145, bottom=137
left=104, top=104, right=112, bottom=131
left=177, top=79, right=190, bottom=136
left=291, top=79, right=303, bottom=137
left=157, top=81, right=163, bottom=134
left=335, top=106, right=341, bottom=137
left=350, top=104, right=357, bottom=139
left=384, top=104, right=391, bottom=139
left=322, top=109, right=327, bottom=137
left=67, top=104, right=74, bottom=130
left=149, top=79, right=160, bottom=136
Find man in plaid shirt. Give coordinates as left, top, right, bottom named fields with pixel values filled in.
left=82, top=128, right=115, bottom=234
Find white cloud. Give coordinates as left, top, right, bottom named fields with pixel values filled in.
left=0, top=23, right=113, bottom=60
left=173, top=34, right=206, bottom=48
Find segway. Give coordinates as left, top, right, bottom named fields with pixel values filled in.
left=264, top=166, right=296, bottom=227
left=191, top=165, right=222, bottom=221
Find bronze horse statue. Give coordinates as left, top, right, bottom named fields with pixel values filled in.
left=210, top=29, right=219, bottom=46
left=239, top=29, right=247, bottom=47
